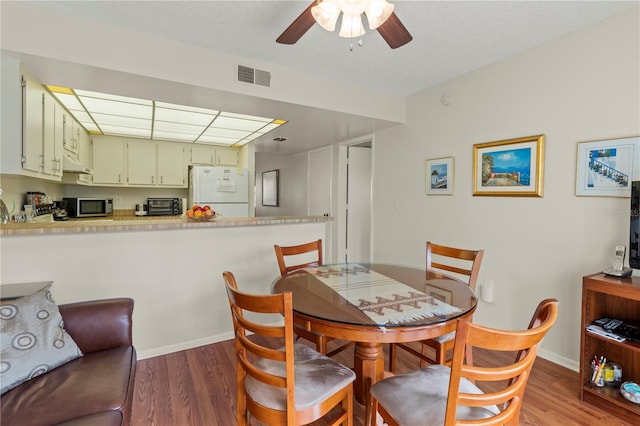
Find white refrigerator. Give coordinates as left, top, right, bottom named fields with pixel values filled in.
left=188, top=166, right=250, bottom=218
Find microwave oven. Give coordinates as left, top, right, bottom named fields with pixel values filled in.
left=147, top=198, right=181, bottom=216
left=64, top=198, right=113, bottom=218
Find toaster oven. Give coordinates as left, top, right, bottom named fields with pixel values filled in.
left=147, top=198, right=181, bottom=216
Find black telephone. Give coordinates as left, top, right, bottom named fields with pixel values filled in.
left=603, top=245, right=633, bottom=277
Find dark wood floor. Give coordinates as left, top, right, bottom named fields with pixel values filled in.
left=132, top=339, right=634, bottom=425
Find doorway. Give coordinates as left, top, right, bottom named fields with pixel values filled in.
left=338, top=138, right=373, bottom=263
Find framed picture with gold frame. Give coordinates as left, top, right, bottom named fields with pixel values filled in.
left=473, top=134, right=545, bottom=197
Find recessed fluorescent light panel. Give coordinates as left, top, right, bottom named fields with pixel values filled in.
left=45, top=86, right=287, bottom=147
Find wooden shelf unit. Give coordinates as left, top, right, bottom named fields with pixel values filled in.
left=580, top=273, right=640, bottom=422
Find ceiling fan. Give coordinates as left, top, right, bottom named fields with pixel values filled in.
left=276, top=0, right=412, bottom=49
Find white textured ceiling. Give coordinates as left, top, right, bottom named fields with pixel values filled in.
left=19, top=0, right=639, bottom=153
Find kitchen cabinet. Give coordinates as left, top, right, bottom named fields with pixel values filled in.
left=92, top=138, right=126, bottom=185
left=21, top=76, right=62, bottom=179
left=42, top=91, right=62, bottom=177
left=190, top=144, right=216, bottom=165
left=215, top=147, right=238, bottom=166
left=579, top=273, right=640, bottom=423
left=127, top=140, right=186, bottom=187
left=189, top=145, right=238, bottom=166
left=157, top=142, right=186, bottom=186
left=22, top=76, right=44, bottom=174
left=63, top=114, right=80, bottom=160
left=127, top=140, right=156, bottom=185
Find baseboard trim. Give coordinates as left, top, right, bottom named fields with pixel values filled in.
left=137, top=331, right=235, bottom=360
left=538, top=347, right=579, bottom=372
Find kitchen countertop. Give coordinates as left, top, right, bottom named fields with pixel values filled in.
left=0, top=215, right=333, bottom=236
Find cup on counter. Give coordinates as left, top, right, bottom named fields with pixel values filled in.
left=23, top=205, right=35, bottom=223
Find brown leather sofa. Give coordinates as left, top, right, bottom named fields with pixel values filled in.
left=1, top=298, right=137, bottom=426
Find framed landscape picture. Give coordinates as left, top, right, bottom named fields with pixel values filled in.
left=425, top=157, right=454, bottom=195
left=473, top=135, right=545, bottom=197
left=575, top=136, right=640, bottom=197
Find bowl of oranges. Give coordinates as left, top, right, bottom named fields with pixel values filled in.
left=186, top=205, right=217, bottom=221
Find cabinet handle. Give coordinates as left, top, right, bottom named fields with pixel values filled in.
left=151, top=176, right=154, bottom=184
left=160, top=176, right=164, bottom=184
left=118, top=174, right=121, bottom=183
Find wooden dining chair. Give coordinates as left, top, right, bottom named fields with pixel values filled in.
left=389, top=242, right=484, bottom=372
left=368, top=298, right=559, bottom=426
left=273, top=240, right=353, bottom=357
left=222, top=271, right=355, bottom=426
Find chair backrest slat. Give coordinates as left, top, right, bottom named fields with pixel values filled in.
left=274, top=239, right=323, bottom=276
left=427, top=242, right=484, bottom=288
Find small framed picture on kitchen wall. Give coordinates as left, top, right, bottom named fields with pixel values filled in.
left=425, top=157, right=454, bottom=195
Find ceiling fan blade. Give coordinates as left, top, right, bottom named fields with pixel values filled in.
left=377, top=12, right=412, bottom=49
left=276, top=2, right=317, bottom=45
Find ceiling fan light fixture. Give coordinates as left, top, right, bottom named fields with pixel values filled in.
left=311, top=0, right=340, bottom=31
left=339, top=13, right=366, bottom=38
left=337, top=0, right=367, bottom=16
left=365, top=0, right=394, bottom=29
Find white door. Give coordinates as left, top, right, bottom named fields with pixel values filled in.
left=308, top=146, right=332, bottom=216
left=346, top=145, right=372, bottom=263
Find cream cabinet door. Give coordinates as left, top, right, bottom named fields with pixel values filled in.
left=157, top=143, right=186, bottom=186
left=63, top=115, right=80, bottom=160
left=215, top=148, right=238, bottom=166
left=22, top=78, right=44, bottom=173
left=42, top=93, right=62, bottom=177
left=190, top=144, right=216, bottom=165
left=92, top=139, right=126, bottom=184
left=127, top=140, right=157, bottom=185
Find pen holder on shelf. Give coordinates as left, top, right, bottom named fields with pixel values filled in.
left=591, top=362, right=605, bottom=387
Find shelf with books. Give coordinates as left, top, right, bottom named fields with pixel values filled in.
left=580, top=273, right=640, bottom=422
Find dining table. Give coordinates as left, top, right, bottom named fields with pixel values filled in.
left=271, top=262, right=478, bottom=404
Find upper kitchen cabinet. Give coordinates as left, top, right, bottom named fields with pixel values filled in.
left=20, top=75, right=63, bottom=180
left=127, top=140, right=186, bottom=187
left=157, top=142, right=187, bottom=186
left=189, top=144, right=216, bottom=165
left=215, top=147, right=239, bottom=166
left=91, top=137, right=187, bottom=188
left=62, top=114, right=82, bottom=161
left=22, top=75, right=44, bottom=174
left=127, top=140, right=156, bottom=185
left=92, top=138, right=126, bottom=185
left=189, top=145, right=238, bottom=166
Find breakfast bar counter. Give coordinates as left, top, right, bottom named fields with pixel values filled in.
left=1, top=216, right=332, bottom=359
left=0, top=215, right=331, bottom=236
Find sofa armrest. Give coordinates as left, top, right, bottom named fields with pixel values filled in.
left=58, top=298, right=134, bottom=354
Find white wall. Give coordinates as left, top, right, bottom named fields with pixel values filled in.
left=255, top=152, right=308, bottom=216
left=371, top=9, right=640, bottom=370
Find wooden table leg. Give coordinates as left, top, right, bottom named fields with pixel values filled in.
left=353, top=342, right=385, bottom=404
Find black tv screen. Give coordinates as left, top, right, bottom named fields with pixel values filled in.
left=630, top=181, right=640, bottom=269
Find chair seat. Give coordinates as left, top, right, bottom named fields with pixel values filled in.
left=433, top=330, right=455, bottom=344
left=246, top=344, right=356, bottom=411
left=370, top=365, right=499, bottom=425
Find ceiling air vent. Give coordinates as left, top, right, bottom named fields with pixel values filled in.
left=237, top=65, right=271, bottom=87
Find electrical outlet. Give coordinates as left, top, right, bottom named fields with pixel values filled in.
left=114, top=197, right=122, bottom=205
